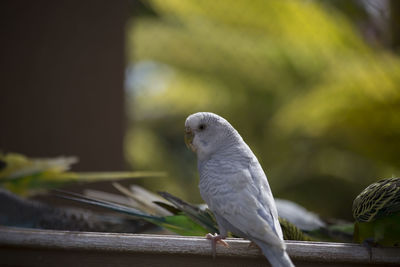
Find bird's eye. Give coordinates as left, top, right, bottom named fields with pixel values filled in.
left=198, top=124, right=206, bottom=131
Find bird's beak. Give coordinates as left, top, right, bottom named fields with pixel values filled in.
left=184, top=127, right=196, bottom=152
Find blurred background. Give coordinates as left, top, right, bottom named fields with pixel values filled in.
left=1, top=0, right=400, bottom=222
left=125, top=0, right=400, bottom=221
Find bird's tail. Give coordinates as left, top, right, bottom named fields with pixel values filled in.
left=255, top=240, right=294, bottom=267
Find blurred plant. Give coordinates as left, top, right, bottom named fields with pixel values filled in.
left=125, top=0, right=400, bottom=220
left=0, top=152, right=165, bottom=196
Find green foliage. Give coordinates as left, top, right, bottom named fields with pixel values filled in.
left=126, top=0, right=400, bottom=220
left=0, top=153, right=165, bottom=196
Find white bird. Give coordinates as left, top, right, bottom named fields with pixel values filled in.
left=185, top=112, right=294, bottom=267
left=275, top=198, right=326, bottom=231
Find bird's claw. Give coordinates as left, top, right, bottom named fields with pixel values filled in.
left=361, top=238, right=377, bottom=261
left=248, top=241, right=259, bottom=249
left=205, top=233, right=229, bottom=259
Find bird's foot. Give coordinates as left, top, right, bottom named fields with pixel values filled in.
left=248, top=241, right=260, bottom=249
left=361, top=238, right=377, bottom=261
left=205, top=233, right=229, bottom=259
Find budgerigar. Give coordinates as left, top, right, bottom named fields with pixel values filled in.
left=185, top=112, right=294, bottom=267
left=353, top=177, right=400, bottom=247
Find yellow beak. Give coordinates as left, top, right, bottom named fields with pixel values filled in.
left=184, top=127, right=195, bottom=152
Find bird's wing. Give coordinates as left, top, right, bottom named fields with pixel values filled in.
left=208, top=161, right=284, bottom=249
left=378, top=178, right=400, bottom=216
left=353, top=178, right=400, bottom=222
left=248, top=158, right=283, bottom=239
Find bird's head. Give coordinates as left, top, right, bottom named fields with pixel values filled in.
left=185, top=112, right=239, bottom=160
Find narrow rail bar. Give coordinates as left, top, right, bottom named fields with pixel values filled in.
left=0, top=226, right=399, bottom=266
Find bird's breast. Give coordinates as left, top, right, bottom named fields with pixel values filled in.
left=198, top=156, right=253, bottom=211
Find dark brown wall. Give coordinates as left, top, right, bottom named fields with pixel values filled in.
left=0, top=1, right=128, bottom=170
